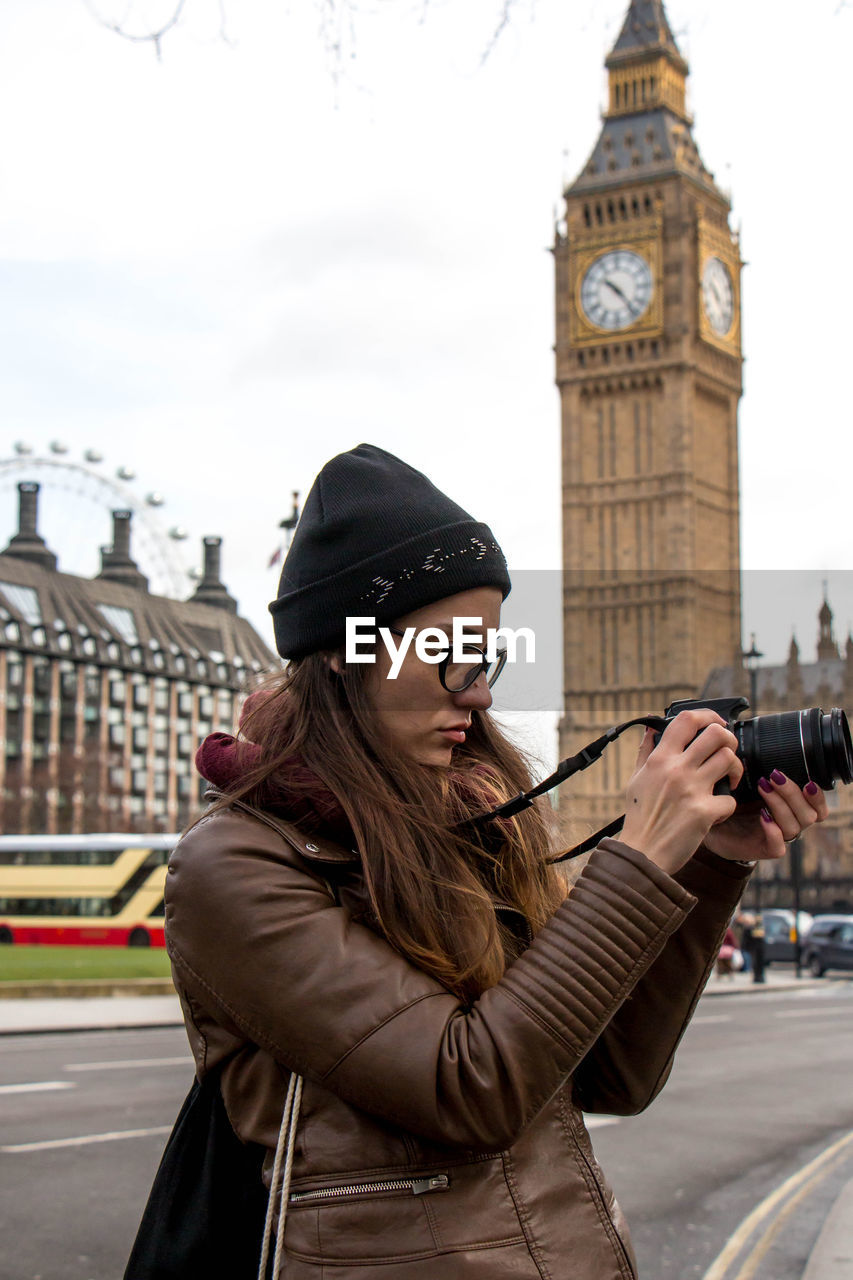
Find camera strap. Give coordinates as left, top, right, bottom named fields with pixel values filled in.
left=459, top=714, right=668, bottom=863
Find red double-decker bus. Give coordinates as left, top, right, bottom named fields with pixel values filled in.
left=0, top=833, right=179, bottom=947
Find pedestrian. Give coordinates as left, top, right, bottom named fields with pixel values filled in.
left=744, top=910, right=768, bottom=984
left=125, top=444, right=828, bottom=1280
left=736, top=909, right=756, bottom=973
left=716, top=925, right=741, bottom=978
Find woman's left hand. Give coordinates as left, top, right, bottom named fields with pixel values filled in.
left=702, top=773, right=829, bottom=862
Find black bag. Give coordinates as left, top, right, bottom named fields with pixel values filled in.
left=124, top=1067, right=269, bottom=1280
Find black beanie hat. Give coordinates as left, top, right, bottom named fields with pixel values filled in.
left=269, top=444, right=511, bottom=659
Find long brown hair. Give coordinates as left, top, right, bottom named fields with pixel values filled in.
left=214, top=656, right=566, bottom=1003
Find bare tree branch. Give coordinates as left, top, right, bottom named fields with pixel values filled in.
left=84, top=0, right=188, bottom=59
left=83, top=0, right=527, bottom=66
left=479, top=0, right=523, bottom=65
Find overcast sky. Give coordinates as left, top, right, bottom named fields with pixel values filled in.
left=0, top=0, right=850, bottom=763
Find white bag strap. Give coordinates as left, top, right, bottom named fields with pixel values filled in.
left=258, top=1072, right=304, bottom=1280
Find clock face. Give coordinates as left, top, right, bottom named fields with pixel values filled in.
left=701, top=256, right=734, bottom=336
left=580, top=250, right=653, bottom=330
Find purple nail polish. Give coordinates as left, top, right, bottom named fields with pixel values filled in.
left=770, top=769, right=786, bottom=785
left=758, top=777, right=773, bottom=794
left=805, top=780, right=819, bottom=796
left=761, top=808, right=773, bottom=823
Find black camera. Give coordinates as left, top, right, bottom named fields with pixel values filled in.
left=662, top=697, right=853, bottom=804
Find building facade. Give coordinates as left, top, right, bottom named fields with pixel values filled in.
left=703, top=599, right=853, bottom=912
left=555, top=0, right=744, bottom=835
left=0, top=482, right=275, bottom=835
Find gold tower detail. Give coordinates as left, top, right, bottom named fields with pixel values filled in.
left=555, top=0, right=743, bottom=834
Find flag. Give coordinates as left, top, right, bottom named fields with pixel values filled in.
left=268, top=546, right=283, bottom=569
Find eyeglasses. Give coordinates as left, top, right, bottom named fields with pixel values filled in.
left=386, top=628, right=507, bottom=693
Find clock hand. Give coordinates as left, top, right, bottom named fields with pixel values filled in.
left=603, top=278, right=630, bottom=306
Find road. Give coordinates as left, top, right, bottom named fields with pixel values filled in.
left=597, top=979, right=853, bottom=1279
left=0, top=981, right=851, bottom=1280
left=0, top=1025, right=191, bottom=1280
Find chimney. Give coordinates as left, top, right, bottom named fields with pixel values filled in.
left=190, top=536, right=237, bottom=613
left=2, top=482, right=58, bottom=570
left=97, top=510, right=149, bottom=591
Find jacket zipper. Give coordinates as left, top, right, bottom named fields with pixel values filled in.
left=290, top=1174, right=450, bottom=1204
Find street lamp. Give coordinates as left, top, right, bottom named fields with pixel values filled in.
left=741, top=636, right=805, bottom=979
left=743, top=633, right=763, bottom=715
left=742, top=634, right=766, bottom=982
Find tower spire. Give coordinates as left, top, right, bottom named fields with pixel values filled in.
left=569, top=0, right=717, bottom=196
left=818, top=589, right=839, bottom=661
left=606, top=0, right=689, bottom=122
left=610, top=0, right=682, bottom=61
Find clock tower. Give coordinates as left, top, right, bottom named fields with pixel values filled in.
left=554, top=0, right=743, bottom=834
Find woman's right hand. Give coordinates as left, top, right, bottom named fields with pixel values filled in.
left=620, top=709, right=743, bottom=876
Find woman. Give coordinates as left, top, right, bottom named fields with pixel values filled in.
left=716, top=924, right=742, bottom=978
left=128, top=444, right=826, bottom=1280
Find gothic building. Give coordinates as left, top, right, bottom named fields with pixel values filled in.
left=703, top=598, right=853, bottom=910
left=0, top=482, right=275, bottom=835
left=555, top=0, right=743, bottom=835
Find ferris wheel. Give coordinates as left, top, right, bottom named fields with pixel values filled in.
left=0, top=441, right=196, bottom=599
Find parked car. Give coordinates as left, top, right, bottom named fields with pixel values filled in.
left=801, top=915, right=853, bottom=977
left=761, top=909, right=813, bottom=964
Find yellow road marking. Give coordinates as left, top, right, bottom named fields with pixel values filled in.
left=728, top=1154, right=849, bottom=1280
left=701, top=1129, right=853, bottom=1280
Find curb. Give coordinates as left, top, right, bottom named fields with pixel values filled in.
left=802, top=1175, right=853, bottom=1279
left=1, top=975, right=843, bottom=1001
left=702, top=978, right=826, bottom=997
left=0, top=978, right=176, bottom=999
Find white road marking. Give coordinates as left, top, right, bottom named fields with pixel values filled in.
left=2, top=1124, right=172, bottom=1153
left=64, top=1055, right=191, bottom=1072
left=584, top=1116, right=620, bottom=1130
left=0, top=1081, right=76, bottom=1095
left=775, top=1006, right=853, bottom=1019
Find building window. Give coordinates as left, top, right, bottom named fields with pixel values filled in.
left=0, top=583, right=42, bottom=625
left=96, top=604, right=139, bottom=645
left=33, top=661, right=52, bottom=698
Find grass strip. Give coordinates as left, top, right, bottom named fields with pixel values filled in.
left=0, top=945, right=172, bottom=981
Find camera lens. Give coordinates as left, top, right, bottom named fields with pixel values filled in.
left=736, top=707, right=853, bottom=800
left=802, top=707, right=853, bottom=787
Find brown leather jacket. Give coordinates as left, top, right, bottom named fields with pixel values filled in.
left=165, top=804, right=750, bottom=1279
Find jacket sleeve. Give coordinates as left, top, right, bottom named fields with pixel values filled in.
left=166, top=812, right=701, bottom=1151
left=571, top=843, right=752, bottom=1116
